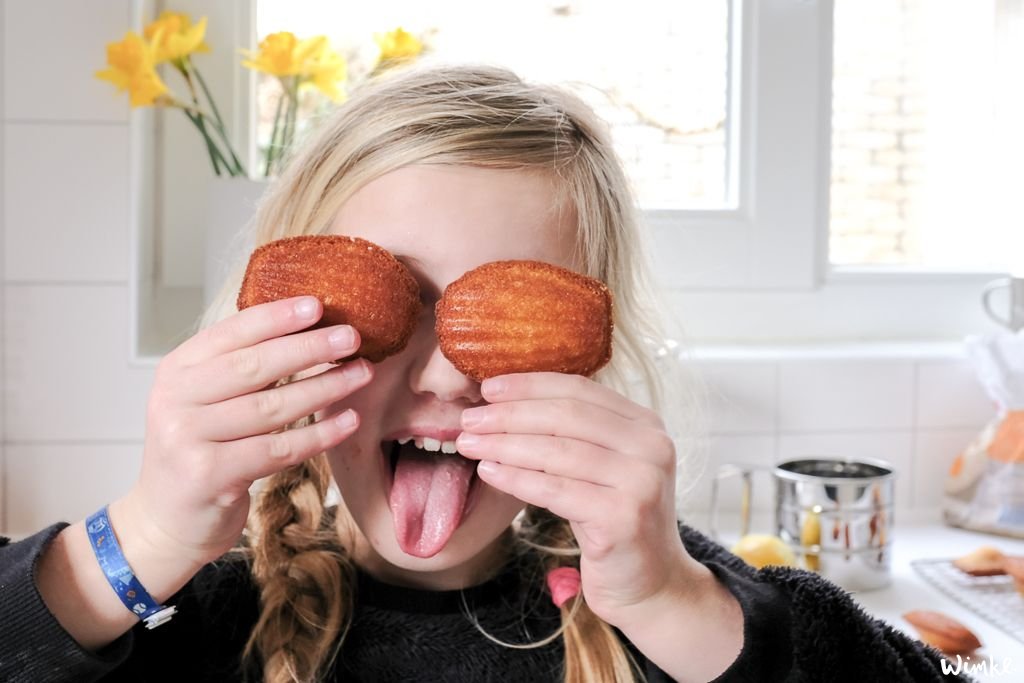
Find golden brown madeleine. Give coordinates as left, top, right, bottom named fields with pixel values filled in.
left=952, top=545, right=1007, bottom=577
left=237, top=235, right=421, bottom=363
left=435, top=260, right=613, bottom=381
left=902, top=610, right=982, bottom=655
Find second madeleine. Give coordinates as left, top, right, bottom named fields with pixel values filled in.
left=435, top=260, right=613, bottom=381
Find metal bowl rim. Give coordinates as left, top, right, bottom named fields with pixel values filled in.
left=773, top=456, right=896, bottom=484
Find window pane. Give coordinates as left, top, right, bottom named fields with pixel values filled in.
left=256, top=0, right=731, bottom=209
left=830, top=0, right=1024, bottom=269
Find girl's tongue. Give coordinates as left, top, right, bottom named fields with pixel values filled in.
left=387, top=440, right=477, bottom=557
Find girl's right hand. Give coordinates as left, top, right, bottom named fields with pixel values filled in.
left=119, top=295, right=372, bottom=568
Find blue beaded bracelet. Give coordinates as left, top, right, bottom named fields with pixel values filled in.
left=85, top=506, right=177, bottom=630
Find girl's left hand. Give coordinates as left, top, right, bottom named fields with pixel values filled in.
left=455, top=371, right=702, bottom=627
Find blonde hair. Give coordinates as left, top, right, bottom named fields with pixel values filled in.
left=205, top=62, right=705, bottom=683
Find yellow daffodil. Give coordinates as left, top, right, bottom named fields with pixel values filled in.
left=95, top=31, right=168, bottom=107
left=305, top=46, right=348, bottom=101
left=242, top=32, right=347, bottom=101
left=242, top=32, right=315, bottom=77
left=144, top=11, right=210, bottom=65
left=96, top=18, right=246, bottom=175
left=374, top=27, right=423, bottom=65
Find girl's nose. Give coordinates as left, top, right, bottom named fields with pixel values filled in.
left=409, top=341, right=482, bottom=404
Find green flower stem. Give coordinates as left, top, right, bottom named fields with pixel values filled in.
left=179, top=68, right=230, bottom=176
left=190, top=63, right=226, bottom=132
left=206, top=114, right=246, bottom=177
left=282, top=78, right=299, bottom=164
left=178, top=62, right=244, bottom=178
left=265, top=85, right=286, bottom=177
left=169, top=100, right=231, bottom=177
left=193, top=111, right=228, bottom=175
left=182, top=108, right=227, bottom=176
left=266, top=76, right=299, bottom=177
left=190, top=63, right=248, bottom=177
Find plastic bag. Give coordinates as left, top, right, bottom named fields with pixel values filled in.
left=943, top=331, right=1024, bottom=538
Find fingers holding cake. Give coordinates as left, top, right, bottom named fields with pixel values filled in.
left=237, top=235, right=422, bottom=364
left=237, top=241, right=615, bottom=384
left=183, top=321, right=364, bottom=405
left=435, top=260, right=614, bottom=381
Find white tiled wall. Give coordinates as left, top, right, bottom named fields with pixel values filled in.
left=1, top=0, right=153, bottom=536
left=778, top=360, right=915, bottom=432
left=679, top=352, right=994, bottom=524
left=3, top=0, right=129, bottom=123
left=0, top=0, right=6, bottom=533
left=4, top=124, right=130, bottom=282
left=5, top=443, right=141, bottom=533
left=0, top=0, right=1000, bottom=537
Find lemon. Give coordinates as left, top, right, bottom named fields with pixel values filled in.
left=731, top=534, right=798, bottom=569
left=800, top=511, right=822, bottom=571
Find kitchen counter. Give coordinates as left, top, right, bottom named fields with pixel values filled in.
left=686, top=508, right=1024, bottom=680
left=852, top=509, right=1024, bottom=680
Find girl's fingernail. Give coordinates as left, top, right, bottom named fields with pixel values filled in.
left=329, top=326, right=356, bottom=350
left=482, top=377, right=506, bottom=397
left=342, top=360, right=370, bottom=381
left=295, top=297, right=319, bottom=319
left=457, top=432, right=480, bottom=449
left=462, top=407, right=486, bottom=429
left=335, top=409, right=357, bottom=430
left=477, top=460, right=498, bottom=476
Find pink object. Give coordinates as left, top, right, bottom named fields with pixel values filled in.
left=389, top=444, right=475, bottom=558
left=546, top=567, right=582, bottom=608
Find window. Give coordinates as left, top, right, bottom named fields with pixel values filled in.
left=831, top=0, right=1024, bottom=270
left=132, top=0, right=1010, bottom=360
left=648, top=0, right=1003, bottom=343
left=255, top=0, right=733, bottom=209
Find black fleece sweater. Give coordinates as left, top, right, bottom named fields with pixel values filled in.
left=0, top=519, right=966, bottom=682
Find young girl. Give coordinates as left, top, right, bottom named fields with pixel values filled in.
left=2, top=64, right=961, bottom=683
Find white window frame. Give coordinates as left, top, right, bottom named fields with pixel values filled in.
left=130, top=0, right=1005, bottom=361
left=652, top=0, right=1000, bottom=342
left=651, top=0, right=820, bottom=292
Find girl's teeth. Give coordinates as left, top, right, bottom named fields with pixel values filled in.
left=398, top=437, right=412, bottom=445
left=404, top=437, right=461, bottom=454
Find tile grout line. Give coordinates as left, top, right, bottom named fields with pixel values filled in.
left=1, top=0, right=6, bottom=534
left=708, top=426, right=985, bottom=438
left=5, top=439, right=145, bottom=446
left=772, top=361, right=781, bottom=464
left=3, top=119, right=128, bottom=126
left=909, top=361, right=920, bottom=509
left=4, top=280, right=129, bottom=287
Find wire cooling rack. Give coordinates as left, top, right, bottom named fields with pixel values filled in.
left=911, top=558, right=1024, bottom=645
